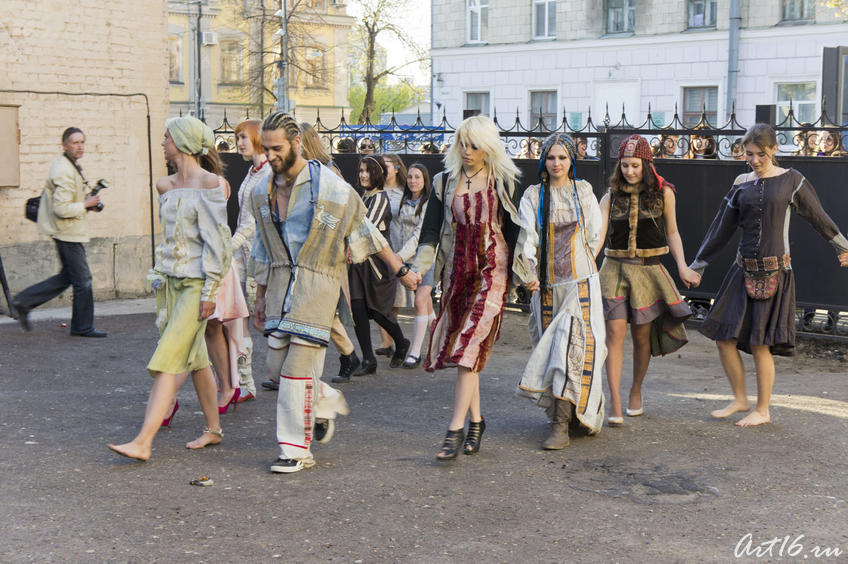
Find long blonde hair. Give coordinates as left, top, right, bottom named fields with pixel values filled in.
left=299, top=122, right=332, bottom=165
left=443, top=115, right=520, bottom=185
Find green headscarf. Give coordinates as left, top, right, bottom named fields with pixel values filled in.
left=165, top=116, right=215, bottom=156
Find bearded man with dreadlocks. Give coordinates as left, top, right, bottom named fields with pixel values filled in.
left=250, top=112, right=419, bottom=473
left=597, top=135, right=701, bottom=427
left=513, top=133, right=607, bottom=450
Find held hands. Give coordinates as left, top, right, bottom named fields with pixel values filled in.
left=198, top=300, right=216, bottom=320
left=253, top=297, right=266, bottom=332
left=678, top=265, right=702, bottom=289
left=400, top=270, right=422, bottom=291
left=839, top=252, right=848, bottom=268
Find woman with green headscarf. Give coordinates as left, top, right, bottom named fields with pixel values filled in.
left=513, top=132, right=607, bottom=450
left=109, top=116, right=232, bottom=461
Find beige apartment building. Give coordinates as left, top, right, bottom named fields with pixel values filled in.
left=0, top=1, right=171, bottom=307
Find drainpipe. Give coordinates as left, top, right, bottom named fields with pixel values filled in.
left=726, top=0, right=741, bottom=119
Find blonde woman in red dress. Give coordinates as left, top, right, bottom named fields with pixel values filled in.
left=410, top=115, right=524, bottom=461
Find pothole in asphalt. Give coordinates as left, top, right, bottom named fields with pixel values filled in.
left=564, top=458, right=720, bottom=505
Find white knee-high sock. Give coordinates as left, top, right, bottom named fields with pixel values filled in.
left=410, top=315, right=430, bottom=358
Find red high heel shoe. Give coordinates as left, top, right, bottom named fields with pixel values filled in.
left=218, top=388, right=240, bottom=414
left=162, top=400, right=179, bottom=427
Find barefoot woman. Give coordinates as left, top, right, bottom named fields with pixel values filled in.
left=109, top=116, right=231, bottom=459
left=690, top=124, right=848, bottom=426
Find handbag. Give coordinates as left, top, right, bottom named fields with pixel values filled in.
left=25, top=196, right=41, bottom=222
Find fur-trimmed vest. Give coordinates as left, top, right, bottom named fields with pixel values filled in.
left=604, top=185, right=668, bottom=259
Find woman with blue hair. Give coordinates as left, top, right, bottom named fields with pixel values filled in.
left=513, top=133, right=607, bottom=449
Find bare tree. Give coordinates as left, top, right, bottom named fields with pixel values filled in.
left=351, top=0, right=426, bottom=123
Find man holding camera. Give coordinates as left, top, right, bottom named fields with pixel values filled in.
left=13, top=127, right=107, bottom=337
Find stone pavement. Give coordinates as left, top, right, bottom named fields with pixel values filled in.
left=1, top=301, right=846, bottom=562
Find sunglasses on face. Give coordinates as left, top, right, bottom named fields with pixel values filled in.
left=361, top=143, right=374, bottom=149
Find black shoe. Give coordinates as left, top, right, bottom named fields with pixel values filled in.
left=374, top=346, right=394, bottom=357
left=389, top=339, right=410, bottom=368
left=463, top=417, right=486, bottom=455
left=436, top=428, right=465, bottom=461
left=270, top=457, right=314, bottom=473
left=352, top=358, right=377, bottom=377
left=314, top=419, right=335, bottom=444
left=12, top=302, right=31, bottom=332
left=332, top=352, right=360, bottom=383
left=261, top=379, right=279, bottom=391
left=70, top=329, right=107, bottom=338
left=402, top=355, right=421, bottom=369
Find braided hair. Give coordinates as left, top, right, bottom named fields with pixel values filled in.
left=262, top=111, right=301, bottom=142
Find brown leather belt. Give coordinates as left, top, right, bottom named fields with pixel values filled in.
left=736, top=253, right=791, bottom=272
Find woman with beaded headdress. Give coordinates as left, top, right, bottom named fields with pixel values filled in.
left=108, top=116, right=231, bottom=460
left=513, top=133, right=607, bottom=449
left=597, top=135, right=701, bottom=426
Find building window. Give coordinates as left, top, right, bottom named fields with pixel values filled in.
left=776, top=82, right=817, bottom=124
left=530, top=90, right=557, bottom=129
left=168, top=35, right=182, bottom=83
left=467, top=0, right=488, bottom=43
left=533, top=0, right=556, bottom=39
left=606, top=0, right=634, bottom=34
left=782, top=0, right=814, bottom=21
left=688, top=0, right=716, bottom=28
left=219, top=39, right=242, bottom=84
left=682, top=86, right=718, bottom=126
left=465, top=92, right=490, bottom=116
left=304, top=48, right=327, bottom=88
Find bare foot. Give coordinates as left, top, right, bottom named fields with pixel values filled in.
left=186, top=429, right=222, bottom=450
left=108, top=441, right=151, bottom=461
left=736, top=411, right=770, bottom=427
left=711, top=400, right=751, bottom=418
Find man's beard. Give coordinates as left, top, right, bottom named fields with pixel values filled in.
left=271, top=145, right=298, bottom=176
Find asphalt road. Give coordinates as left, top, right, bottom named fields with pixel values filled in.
left=1, top=308, right=846, bottom=562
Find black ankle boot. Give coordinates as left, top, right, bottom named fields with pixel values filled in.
left=463, top=417, right=486, bottom=455
left=352, top=357, right=377, bottom=377
left=332, top=351, right=361, bottom=383
left=436, top=428, right=465, bottom=461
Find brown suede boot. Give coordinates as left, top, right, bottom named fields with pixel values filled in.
left=542, top=399, right=572, bottom=450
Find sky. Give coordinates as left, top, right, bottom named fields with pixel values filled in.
left=346, top=0, right=431, bottom=86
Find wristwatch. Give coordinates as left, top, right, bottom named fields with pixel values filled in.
left=395, top=264, right=410, bottom=278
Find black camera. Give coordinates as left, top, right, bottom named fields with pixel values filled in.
left=87, top=179, right=110, bottom=212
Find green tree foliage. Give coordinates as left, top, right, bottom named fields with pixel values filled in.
left=348, top=81, right=425, bottom=124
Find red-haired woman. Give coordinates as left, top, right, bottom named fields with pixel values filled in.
left=598, top=135, right=701, bottom=425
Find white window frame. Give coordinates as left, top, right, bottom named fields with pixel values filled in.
left=687, top=0, right=717, bottom=29
left=168, top=34, right=183, bottom=83
left=528, top=89, right=558, bottom=130
left=774, top=80, right=818, bottom=124
left=533, top=0, right=556, bottom=40
left=681, top=85, right=719, bottom=127
left=606, top=0, right=634, bottom=34
left=782, top=0, right=815, bottom=22
left=467, top=0, right=488, bottom=44
left=219, top=38, right=243, bottom=85
left=465, top=91, right=491, bottom=117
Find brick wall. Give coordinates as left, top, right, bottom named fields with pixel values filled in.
left=0, top=0, right=170, bottom=306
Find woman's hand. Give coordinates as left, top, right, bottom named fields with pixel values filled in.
left=678, top=265, right=702, bottom=288
left=198, top=300, right=216, bottom=320
left=345, top=248, right=352, bottom=264
left=524, top=278, right=540, bottom=294
left=253, top=296, right=266, bottom=332
left=839, top=251, right=848, bottom=268
left=400, top=270, right=422, bottom=291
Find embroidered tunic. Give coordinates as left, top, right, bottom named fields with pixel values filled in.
left=691, top=169, right=848, bottom=355
left=231, top=162, right=268, bottom=278
left=154, top=186, right=232, bottom=302
left=513, top=181, right=607, bottom=433
left=249, top=161, right=387, bottom=344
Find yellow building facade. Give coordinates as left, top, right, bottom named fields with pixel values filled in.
left=168, top=0, right=354, bottom=135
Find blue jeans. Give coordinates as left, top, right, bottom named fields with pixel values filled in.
left=14, top=239, right=94, bottom=333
